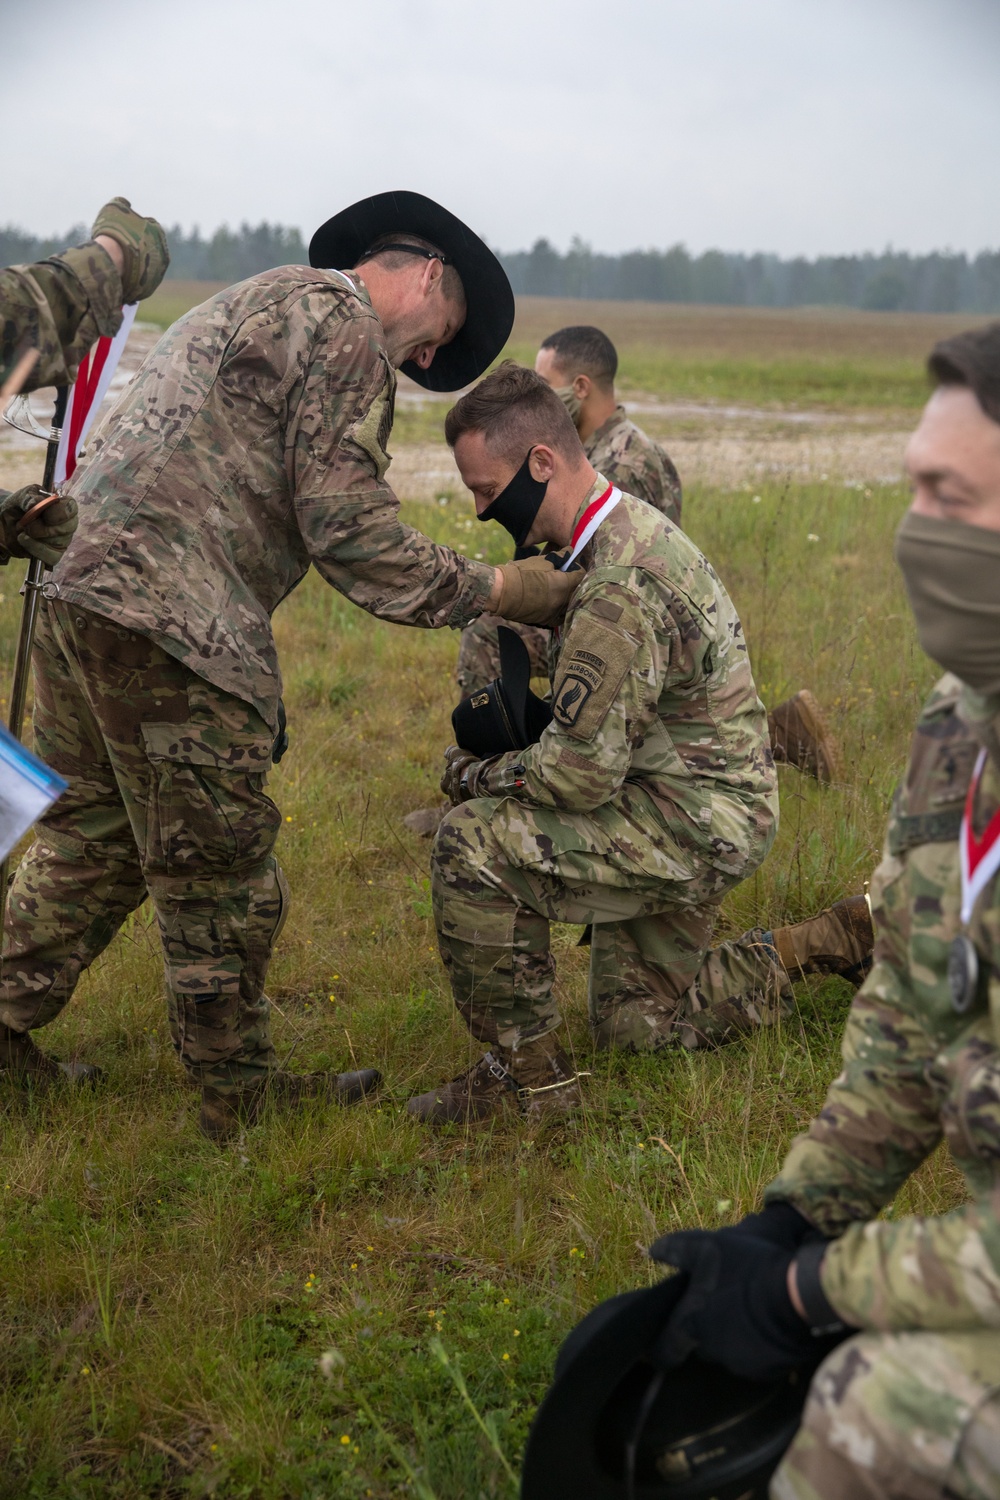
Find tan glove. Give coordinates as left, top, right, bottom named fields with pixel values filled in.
left=440, top=745, right=496, bottom=805
left=0, top=485, right=78, bottom=567
left=91, top=196, right=170, bottom=302
left=496, top=554, right=582, bottom=627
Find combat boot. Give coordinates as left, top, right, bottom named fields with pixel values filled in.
left=768, top=690, right=842, bottom=784
left=199, top=1066, right=381, bottom=1144
left=509, top=1032, right=583, bottom=1122
left=0, top=1023, right=102, bottom=1086
left=772, top=895, right=874, bottom=987
left=406, top=1033, right=583, bottom=1126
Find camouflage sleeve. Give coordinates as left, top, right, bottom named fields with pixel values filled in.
left=1, top=244, right=124, bottom=391
left=767, top=679, right=974, bottom=1237
left=288, top=321, right=495, bottom=630
left=817, top=1190, right=1000, bottom=1330
left=764, top=975, right=946, bottom=1237
left=486, top=571, right=673, bottom=813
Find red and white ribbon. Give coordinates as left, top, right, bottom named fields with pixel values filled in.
left=559, top=483, right=622, bottom=571
left=53, top=302, right=138, bottom=487
left=960, top=748, right=1000, bottom=923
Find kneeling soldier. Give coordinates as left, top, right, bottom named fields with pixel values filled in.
left=442, top=325, right=840, bottom=788
left=408, top=365, right=872, bottom=1125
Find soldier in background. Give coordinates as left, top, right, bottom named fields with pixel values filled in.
left=407, top=366, right=872, bottom=1124
left=535, top=323, right=684, bottom=523
left=0, top=197, right=169, bottom=569
left=649, top=323, right=1000, bottom=1499
left=0, top=193, right=579, bottom=1142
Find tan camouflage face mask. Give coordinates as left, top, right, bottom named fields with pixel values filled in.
left=554, top=384, right=583, bottom=426
left=895, top=509, right=1000, bottom=694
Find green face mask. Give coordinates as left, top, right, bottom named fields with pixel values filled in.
left=894, top=510, right=1000, bottom=694
left=554, top=384, right=583, bottom=426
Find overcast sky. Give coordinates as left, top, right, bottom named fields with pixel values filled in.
left=4, top=0, right=998, bottom=258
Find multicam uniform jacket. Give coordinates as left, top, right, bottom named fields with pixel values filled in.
left=48, top=267, right=495, bottom=730
left=584, top=406, right=683, bottom=525
left=1, top=244, right=126, bottom=392
left=768, top=674, right=1000, bottom=1330
left=483, top=476, right=776, bottom=891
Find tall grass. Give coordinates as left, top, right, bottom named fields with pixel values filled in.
left=0, top=389, right=957, bottom=1497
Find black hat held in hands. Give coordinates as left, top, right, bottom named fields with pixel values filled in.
left=452, top=627, right=553, bottom=759
left=309, top=190, right=515, bottom=393
left=520, top=1273, right=807, bottom=1500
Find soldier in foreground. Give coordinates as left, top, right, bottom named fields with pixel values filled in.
left=648, top=323, right=1000, bottom=1498
left=0, top=197, right=169, bottom=570
left=407, top=365, right=872, bottom=1124
left=0, top=192, right=578, bottom=1142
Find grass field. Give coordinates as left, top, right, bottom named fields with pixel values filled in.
left=140, top=281, right=989, bottom=415
left=0, top=300, right=965, bottom=1498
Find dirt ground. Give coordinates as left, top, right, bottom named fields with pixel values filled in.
left=385, top=396, right=910, bottom=499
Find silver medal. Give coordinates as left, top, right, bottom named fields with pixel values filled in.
left=948, top=934, right=979, bottom=1014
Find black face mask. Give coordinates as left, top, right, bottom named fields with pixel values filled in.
left=478, top=448, right=548, bottom=548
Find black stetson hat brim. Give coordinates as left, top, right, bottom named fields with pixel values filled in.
left=308, top=190, right=514, bottom=392
left=521, top=1275, right=806, bottom=1500
left=451, top=627, right=553, bottom=759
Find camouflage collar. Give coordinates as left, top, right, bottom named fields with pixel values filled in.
left=960, top=683, right=1000, bottom=771
left=588, top=404, right=628, bottom=446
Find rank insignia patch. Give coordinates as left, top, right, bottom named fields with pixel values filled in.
left=554, top=674, right=592, bottom=726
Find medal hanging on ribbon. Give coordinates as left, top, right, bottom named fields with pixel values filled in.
left=951, top=748, right=1000, bottom=1013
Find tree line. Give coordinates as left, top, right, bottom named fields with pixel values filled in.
left=0, top=222, right=307, bottom=286
left=3, top=221, right=999, bottom=313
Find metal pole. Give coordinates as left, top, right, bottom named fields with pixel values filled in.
left=0, top=383, right=68, bottom=896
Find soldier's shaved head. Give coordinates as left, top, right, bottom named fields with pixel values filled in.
left=539, top=325, right=618, bottom=391
left=358, top=233, right=465, bottom=314
left=445, top=362, right=583, bottom=466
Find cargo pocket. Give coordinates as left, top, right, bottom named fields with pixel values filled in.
left=142, top=722, right=281, bottom=878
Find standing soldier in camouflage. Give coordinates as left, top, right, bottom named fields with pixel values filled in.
left=0, top=197, right=169, bottom=570
left=649, top=323, right=1000, bottom=1498
left=406, top=366, right=872, bottom=1124
left=0, top=192, right=579, bottom=1142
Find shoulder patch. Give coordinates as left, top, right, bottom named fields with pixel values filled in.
left=551, top=617, right=638, bottom=741
left=591, top=598, right=623, bottom=623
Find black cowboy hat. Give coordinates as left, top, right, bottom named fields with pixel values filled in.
left=452, top=626, right=553, bottom=759
left=520, top=1274, right=808, bottom=1500
left=309, top=190, right=514, bottom=392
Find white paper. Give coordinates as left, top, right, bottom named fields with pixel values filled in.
left=0, top=724, right=66, bottom=859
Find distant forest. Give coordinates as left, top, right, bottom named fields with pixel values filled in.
left=3, top=220, right=999, bottom=313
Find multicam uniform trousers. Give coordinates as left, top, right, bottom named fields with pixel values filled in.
left=0, top=601, right=286, bottom=1092
left=431, top=793, right=790, bottom=1053
left=771, top=1330, right=1000, bottom=1500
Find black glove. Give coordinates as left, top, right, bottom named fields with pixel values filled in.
left=721, top=1199, right=827, bottom=1252
left=648, top=1228, right=849, bottom=1383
